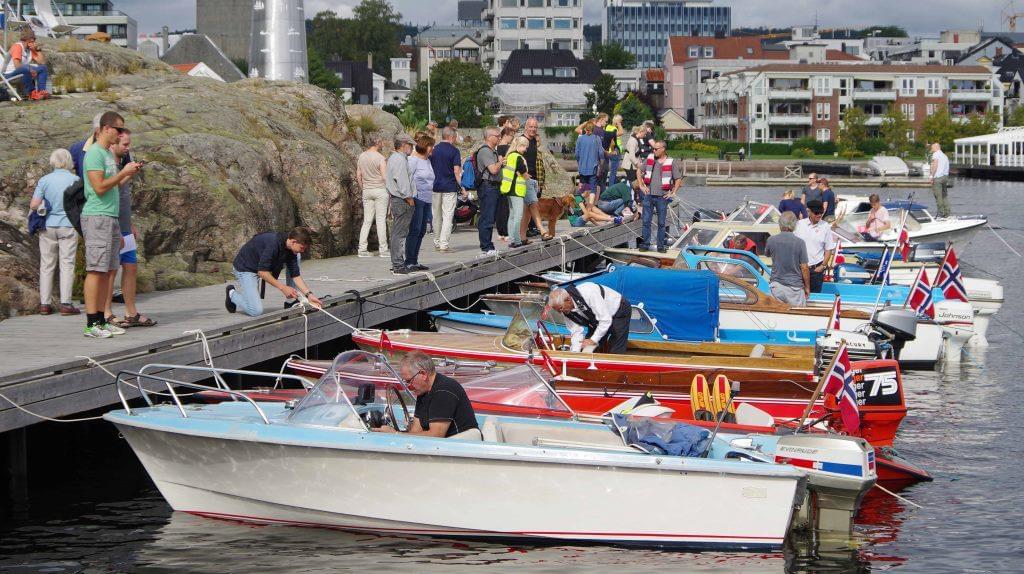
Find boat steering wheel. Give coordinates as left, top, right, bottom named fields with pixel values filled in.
left=383, top=386, right=410, bottom=433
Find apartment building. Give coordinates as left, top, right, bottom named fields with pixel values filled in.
left=481, top=0, right=585, bottom=77
left=702, top=63, right=1002, bottom=143
left=604, top=0, right=731, bottom=70
left=491, top=48, right=601, bottom=126
left=415, top=25, right=488, bottom=80
left=887, top=30, right=981, bottom=65
left=23, top=0, right=137, bottom=48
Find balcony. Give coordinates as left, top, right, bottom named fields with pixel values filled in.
left=704, top=115, right=738, bottom=126
left=948, top=88, right=994, bottom=102
left=852, top=88, right=897, bottom=101
left=864, top=115, right=885, bottom=126
left=767, top=114, right=812, bottom=125
left=768, top=88, right=812, bottom=100
left=482, top=7, right=494, bottom=21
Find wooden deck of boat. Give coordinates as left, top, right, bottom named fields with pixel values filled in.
left=0, top=220, right=639, bottom=433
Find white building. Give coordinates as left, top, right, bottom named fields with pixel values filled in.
left=25, top=1, right=139, bottom=48
left=886, top=30, right=982, bottom=65
left=481, top=0, right=585, bottom=78
left=603, top=68, right=641, bottom=97
left=491, top=48, right=601, bottom=126
left=781, top=26, right=867, bottom=59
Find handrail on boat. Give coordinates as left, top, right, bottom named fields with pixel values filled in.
left=114, top=371, right=272, bottom=424
left=136, top=363, right=316, bottom=392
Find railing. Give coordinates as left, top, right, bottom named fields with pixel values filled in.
left=115, top=370, right=272, bottom=424
left=680, top=160, right=732, bottom=177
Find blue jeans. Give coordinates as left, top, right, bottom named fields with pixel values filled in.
left=5, top=64, right=47, bottom=92
left=507, top=196, right=525, bottom=244
left=607, top=154, right=622, bottom=186
left=406, top=198, right=431, bottom=265
left=597, top=198, right=625, bottom=216
left=641, top=194, right=669, bottom=249
left=230, top=266, right=297, bottom=317
left=477, top=181, right=499, bottom=251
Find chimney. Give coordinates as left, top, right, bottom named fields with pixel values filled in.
left=161, top=26, right=169, bottom=54
left=367, top=52, right=373, bottom=71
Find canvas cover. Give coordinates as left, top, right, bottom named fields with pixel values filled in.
left=573, top=266, right=720, bottom=342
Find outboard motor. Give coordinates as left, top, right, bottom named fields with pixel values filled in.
left=869, top=307, right=918, bottom=360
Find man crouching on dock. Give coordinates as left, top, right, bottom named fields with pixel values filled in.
left=225, top=227, right=322, bottom=316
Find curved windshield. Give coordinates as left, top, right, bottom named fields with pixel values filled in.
left=674, top=227, right=720, bottom=249
left=461, top=365, right=574, bottom=419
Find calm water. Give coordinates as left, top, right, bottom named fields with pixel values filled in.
left=2, top=179, right=1022, bottom=573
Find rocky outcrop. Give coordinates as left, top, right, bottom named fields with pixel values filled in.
left=0, top=39, right=402, bottom=316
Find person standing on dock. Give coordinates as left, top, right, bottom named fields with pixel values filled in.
left=523, top=117, right=546, bottom=238
left=405, top=135, right=435, bottom=271
left=475, top=126, right=504, bottom=256
left=547, top=283, right=632, bottom=354
left=30, top=149, right=80, bottom=316
left=929, top=143, right=951, bottom=218
left=636, top=140, right=681, bottom=253
left=801, top=173, right=822, bottom=206
left=386, top=133, right=415, bottom=274
left=225, top=227, right=322, bottom=316
left=794, top=200, right=835, bottom=294
left=495, top=126, right=516, bottom=243
left=765, top=211, right=810, bottom=307
left=356, top=137, right=389, bottom=258
left=81, top=112, right=142, bottom=339
left=502, top=136, right=531, bottom=248
left=429, top=127, right=464, bottom=254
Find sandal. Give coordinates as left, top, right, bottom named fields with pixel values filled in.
left=105, top=315, right=130, bottom=328
left=123, top=313, right=157, bottom=327
left=542, top=233, right=554, bottom=241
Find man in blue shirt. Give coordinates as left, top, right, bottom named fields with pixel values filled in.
left=429, top=127, right=464, bottom=253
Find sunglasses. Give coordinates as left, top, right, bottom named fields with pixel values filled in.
left=104, top=126, right=127, bottom=134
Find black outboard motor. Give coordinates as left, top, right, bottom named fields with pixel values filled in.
left=869, top=307, right=918, bottom=360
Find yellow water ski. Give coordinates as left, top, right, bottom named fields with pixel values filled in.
left=712, top=374, right=736, bottom=416
left=689, top=374, right=714, bottom=421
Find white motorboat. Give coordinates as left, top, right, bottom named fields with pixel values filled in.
left=106, top=351, right=806, bottom=550
left=867, top=156, right=910, bottom=177
left=832, top=197, right=986, bottom=253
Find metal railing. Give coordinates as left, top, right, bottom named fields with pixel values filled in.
left=115, top=370, right=271, bottom=424
left=680, top=160, right=732, bottom=177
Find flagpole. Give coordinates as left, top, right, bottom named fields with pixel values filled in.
left=426, top=46, right=433, bottom=124
left=795, top=340, right=845, bottom=433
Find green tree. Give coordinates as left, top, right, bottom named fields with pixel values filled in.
left=613, top=92, right=653, bottom=130
left=960, top=110, right=1000, bottom=138
left=345, top=0, right=403, bottom=76
left=404, top=60, right=492, bottom=127
left=308, top=11, right=351, bottom=62
left=854, top=25, right=908, bottom=38
left=589, top=42, right=636, bottom=69
left=592, top=74, right=618, bottom=116
left=920, top=109, right=958, bottom=150
left=838, top=106, right=868, bottom=159
left=307, top=46, right=340, bottom=92
left=1006, top=105, right=1024, bottom=127
left=880, top=105, right=912, bottom=157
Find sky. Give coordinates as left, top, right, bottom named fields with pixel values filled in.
left=120, top=0, right=1009, bottom=38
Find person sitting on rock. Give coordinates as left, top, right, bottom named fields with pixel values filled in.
left=4, top=29, right=50, bottom=100
left=225, top=227, right=323, bottom=317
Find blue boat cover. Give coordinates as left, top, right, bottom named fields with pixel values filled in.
left=883, top=200, right=928, bottom=211
left=572, top=266, right=720, bottom=342
left=613, top=414, right=710, bottom=457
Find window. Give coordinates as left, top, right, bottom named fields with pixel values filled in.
left=755, top=103, right=765, bottom=119
left=703, top=46, right=714, bottom=57
left=688, top=46, right=700, bottom=58
left=926, top=78, right=941, bottom=96
left=838, top=78, right=849, bottom=97
left=500, top=39, right=518, bottom=51
left=816, top=102, right=831, bottom=120
left=906, top=129, right=915, bottom=141
left=528, top=0, right=543, bottom=6
left=501, top=0, right=517, bottom=6
left=814, top=76, right=832, bottom=96
left=553, top=18, right=571, bottom=29
left=926, top=103, right=938, bottom=116
left=816, top=128, right=831, bottom=142
left=900, top=77, right=916, bottom=96
left=555, top=67, right=576, bottom=78
left=527, top=18, right=544, bottom=29
left=501, top=18, right=517, bottom=29
left=522, top=68, right=533, bottom=76
left=555, top=0, right=570, bottom=5
left=901, top=103, right=916, bottom=120
left=543, top=68, right=554, bottom=76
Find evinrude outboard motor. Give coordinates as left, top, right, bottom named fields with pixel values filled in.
left=869, top=307, right=918, bottom=360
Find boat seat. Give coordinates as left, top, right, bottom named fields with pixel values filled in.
left=449, top=427, right=483, bottom=441
left=735, top=403, right=776, bottom=428
left=748, top=344, right=766, bottom=358
left=480, top=417, right=503, bottom=443
left=499, top=421, right=627, bottom=449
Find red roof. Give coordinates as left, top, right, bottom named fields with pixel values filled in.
left=171, top=63, right=199, bottom=73
left=825, top=49, right=863, bottom=61
left=669, top=36, right=786, bottom=63
left=645, top=68, right=664, bottom=82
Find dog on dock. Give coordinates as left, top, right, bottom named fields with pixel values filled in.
left=535, top=195, right=576, bottom=239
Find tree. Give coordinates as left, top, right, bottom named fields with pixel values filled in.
left=613, top=92, right=653, bottom=130
left=920, top=109, right=959, bottom=151
left=1006, top=105, right=1024, bottom=127
left=880, top=105, right=912, bottom=157
left=593, top=74, right=618, bottom=115
left=589, top=42, right=636, bottom=69
left=961, top=110, right=1000, bottom=138
left=854, top=25, right=908, bottom=38
left=838, top=106, right=867, bottom=159
left=404, top=60, right=492, bottom=127
left=345, top=0, right=403, bottom=76
left=307, top=46, right=340, bottom=92
left=308, top=11, right=351, bottom=62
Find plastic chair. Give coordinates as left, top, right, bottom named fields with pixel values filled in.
left=0, top=45, right=25, bottom=101
left=30, top=0, right=76, bottom=37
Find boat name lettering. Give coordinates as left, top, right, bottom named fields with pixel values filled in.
left=777, top=446, right=818, bottom=455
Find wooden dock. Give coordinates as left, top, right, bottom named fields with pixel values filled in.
left=0, top=221, right=638, bottom=434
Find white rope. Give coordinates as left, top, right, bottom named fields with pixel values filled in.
left=874, top=483, right=924, bottom=509
left=407, top=270, right=485, bottom=312
left=0, top=391, right=105, bottom=423
left=183, top=329, right=214, bottom=367
left=987, top=223, right=1022, bottom=258
left=309, top=274, right=390, bottom=283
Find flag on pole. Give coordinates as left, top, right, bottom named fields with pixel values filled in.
left=935, top=246, right=969, bottom=302
left=827, top=296, right=842, bottom=333
left=834, top=240, right=845, bottom=265
left=906, top=267, right=935, bottom=318
left=898, top=227, right=911, bottom=262
left=873, top=246, right=893, bottom=285
left=823, top=343, right=860, bottom=432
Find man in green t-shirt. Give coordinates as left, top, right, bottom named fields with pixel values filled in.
left=597, top=181, right=635, bottom=217
left=81, top=111, right=142, bottom=338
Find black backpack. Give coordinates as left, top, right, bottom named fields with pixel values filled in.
left=63, top=180, right=86, bottom=236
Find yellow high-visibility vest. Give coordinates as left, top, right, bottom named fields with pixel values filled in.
left=500, top=152, right=527, bottom=197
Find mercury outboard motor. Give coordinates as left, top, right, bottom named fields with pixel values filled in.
left=869, top=307, right=918, bottom=360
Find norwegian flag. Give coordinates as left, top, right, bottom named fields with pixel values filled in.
left=935, top=247, right=969, bottom=302
left=823, top=343, right=860, bottom=433
left=906, top=267, right=935, bottom=318
left=898, top=227, right=911, bottom=262
left=834, top=240, right=845, bottom=265
left=827, top=296, right=842, bottom=333
left=872, top=246, right=893, bottom=286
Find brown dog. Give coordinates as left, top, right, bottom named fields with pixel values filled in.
left=534, top=195, right=575, bottom=238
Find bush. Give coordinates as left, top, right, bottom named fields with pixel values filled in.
left=791, top=147, right=815, bottom=158
left=858, top=138, right=887, bottom=156
left=750, top=143, right=792, bottom=155
left=670, top=140, right=720, bottom=154
left=791, top=137, right=836, bottom=155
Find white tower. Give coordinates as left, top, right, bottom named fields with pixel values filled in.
left=248, top=0, right=308, bottom=82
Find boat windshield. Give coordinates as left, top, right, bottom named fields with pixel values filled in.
left=697, top=259, right=762, bottom=288
left=288, top=351, right=415, bottom=431
left=728, top=202, right=779, bottom=224
left=460, top=365, right=575, bottom=419
left=501, top=306, right=539, bottom=352
left=672, top=227, right=720, bottom=250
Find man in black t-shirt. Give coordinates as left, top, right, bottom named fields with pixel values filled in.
left=377, top=351, right=478, bottom=438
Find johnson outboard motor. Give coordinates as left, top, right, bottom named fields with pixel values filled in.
left=868, top=307, right=918, bottom=360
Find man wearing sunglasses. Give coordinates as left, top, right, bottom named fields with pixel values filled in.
left=376, top=351, right=478, bottom=438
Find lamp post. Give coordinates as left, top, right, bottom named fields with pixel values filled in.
left=426, top=43, right=434, bottom=124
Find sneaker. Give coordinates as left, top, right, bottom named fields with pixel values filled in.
left=379, top=251, right=390, bottom=258
left=527, top=228, right=541, bottom=237
left=638, top=245, right=650, bottom=252
left=225, top=285, right=237, bottom=313
left=410, top=264, right=429, bottom=271
left=482, top=249, right=499, bottom=257
left=101, top=322, right=127, bottom=336
left=613, top=216, right=623, bottom=225
left=657, top=246, right=668, bottom=254
left=38, top=304, right=53, bottom=315
left=59, top=304, right=81, bottom=316
left=392, top=266, right=411, bottom=275
left=438, top=247, right=453, bottom=253
left=83, top=324, right=112, bottom=338
left=509, top=242, right=524, bottom=249
left=357, top=251, right=372, bottom=258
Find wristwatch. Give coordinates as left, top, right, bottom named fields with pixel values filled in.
left=304, top=290, right=313, bottom=297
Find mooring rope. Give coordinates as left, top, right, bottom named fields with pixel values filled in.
left=874, top=483, right=924, bottom=509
